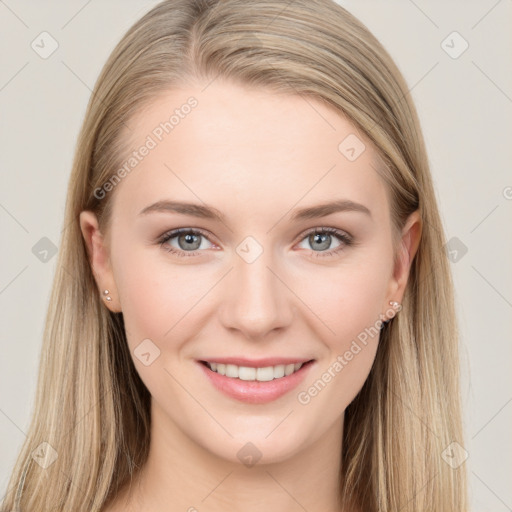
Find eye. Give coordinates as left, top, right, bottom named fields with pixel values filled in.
left=158, top=228, right=215, bottom=257
left=157, top=226, right=353, bottom=258
left=296, top=227, right=353, bottom=258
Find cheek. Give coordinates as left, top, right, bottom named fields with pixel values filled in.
left=295, top=278, right=385, bottom=420
left=293, top=252, right=392, bottom=346
left=111, top=247, right=206, bottom=401
left=112, top=244, right=224, bottom=363
left=292, top=250, right=391, bottom=406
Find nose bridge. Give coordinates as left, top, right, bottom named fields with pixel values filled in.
left=219, top=236, right=293, bottom=338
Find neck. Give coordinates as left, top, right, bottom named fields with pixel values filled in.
left=114, top=399, right=350, bottom=512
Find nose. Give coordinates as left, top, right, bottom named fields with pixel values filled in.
left=218, top=246, right=294, bottom=340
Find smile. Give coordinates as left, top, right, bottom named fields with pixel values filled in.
left=204, top=361, right=305, bottom=381
left=197, top=358, right=315, bottom=404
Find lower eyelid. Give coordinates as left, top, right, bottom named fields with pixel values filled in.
left=159, top=228, right=352, bottom=256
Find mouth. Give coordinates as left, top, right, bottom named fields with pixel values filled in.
left=197, top=358, right=315, bottom=404
left=199, top=360, right=312, bottom=381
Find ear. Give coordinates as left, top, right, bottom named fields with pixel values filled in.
left=79, top=210, right=121, bottom=313
left=386, top=209, right=422, bottom=306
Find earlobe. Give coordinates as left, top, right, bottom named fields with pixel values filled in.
left=79, top=210, right=121, bottom=313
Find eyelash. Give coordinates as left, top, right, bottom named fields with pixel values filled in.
left=157, top=227, right=354, bottom=259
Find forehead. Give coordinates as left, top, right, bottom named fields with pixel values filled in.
left=113, top=79, right=389, bottom=223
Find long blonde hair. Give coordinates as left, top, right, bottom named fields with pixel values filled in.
left=1, top=1, right=467, bottom=510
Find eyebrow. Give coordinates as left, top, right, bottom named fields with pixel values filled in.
left=139, top=200, right=226, bottom=222
left=290, top=199, right=371, bottom=221
left=138, top=199, right=371, bottom=221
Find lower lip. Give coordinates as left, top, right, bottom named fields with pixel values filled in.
left=197, top=361, right=315, bottom=404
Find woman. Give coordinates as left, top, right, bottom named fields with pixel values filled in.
left=1, top=0, right=468, bottom=510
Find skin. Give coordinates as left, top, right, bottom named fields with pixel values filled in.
left=80, top=78, right=421, bottom=512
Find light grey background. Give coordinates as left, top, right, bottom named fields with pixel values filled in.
left=1, top=1, right=511, bottom=509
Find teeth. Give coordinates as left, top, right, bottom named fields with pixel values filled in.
left=273, top=365, right=285, bottom=378
left=239, top=366, right=256, bottom=380
left=225, top=364, right=239, bottom=378
left=256, top=366, right=274, bottom=381
left=206, top=361, right=306, bottom=381
left=284, top=364, right=295, bottom=376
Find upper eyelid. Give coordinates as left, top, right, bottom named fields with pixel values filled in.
left=297, top=226, right=352, bottom=239
left=163, top=227, right=218, bottom=244
left=159, top=226, right=352, bottom=248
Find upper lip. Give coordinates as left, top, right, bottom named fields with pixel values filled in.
left=199, top=357, right=314, bottom=368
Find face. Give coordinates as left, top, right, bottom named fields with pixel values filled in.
left=80, top=78, right=420, bottom=465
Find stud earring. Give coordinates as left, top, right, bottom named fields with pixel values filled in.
left=103, top=289, right=112, bottom=302
left=380, top=300, right=402, bottom=329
